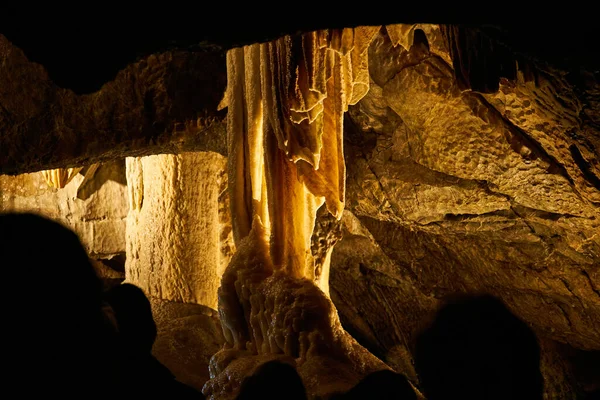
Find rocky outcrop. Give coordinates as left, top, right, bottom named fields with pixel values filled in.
left=331, top=25, right=600, bottom=398
left=2, top=21, right=599, bottom=399
left=0, top=161, right=128, bottom=259
left=150, top=297, right=225, bottom=391
left=0, top=35, right=226, bottom=175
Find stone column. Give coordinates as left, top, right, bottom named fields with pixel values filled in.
left=125, top=151, right=233, bottom=309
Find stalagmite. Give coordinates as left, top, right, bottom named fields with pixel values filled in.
left=205, top=27, right=391, bottom=399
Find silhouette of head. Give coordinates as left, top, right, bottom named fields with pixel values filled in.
left=103, top=283, right=157, bottom=354
left=1, top=212, right=103, bottom=312
left=236, top=360, right=307, bottom=400
left=0, top=212, right=120, bottom=394
left=414, top=294, right=543, bottom=400
left=331, top=369, right=417, bottom=400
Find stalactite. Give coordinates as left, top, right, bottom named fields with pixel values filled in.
left=41, top=167, right=83, bottom=189
left=206, top=26, right=387, bottom=399
left=223, top=26, right=380, bottom=283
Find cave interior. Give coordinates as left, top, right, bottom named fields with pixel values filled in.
left=1, top=10, right=599, bottom=400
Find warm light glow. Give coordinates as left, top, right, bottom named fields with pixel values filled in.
left=41, top=167, right=83, bottom=189
left=205, top=27, right=390, bottom=399
left=224, top=26, right=379, bottom=284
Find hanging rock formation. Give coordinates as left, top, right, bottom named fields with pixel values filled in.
left=40, top=167, right=83, bottom=189
left=204, top=27, right=400, bottom=399
left=0, top=34, right=227, bottom=175
left=1, top=20, right=599, bottom=399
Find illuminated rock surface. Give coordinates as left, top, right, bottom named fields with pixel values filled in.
left=205, top=27, right=392, bottom=399
left=336, top=25, right=600, bottom=396
left=1, top=21, right=599, bottom=399
left=150, top=298, right=225, bottom=392
left=125, top=152, right=232, bottom=308
left=0, top=162, right=128, bottom=259
left=0, top=34, right=226, bottom=175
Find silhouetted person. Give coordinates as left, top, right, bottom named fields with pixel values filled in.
left=103, top=282, right=203, bottom=398
left=236, top=360, right=307, bottom=400
left=103, top=283, right=157, bottom=354
left=414, top=294, right=544, bottom=400
left=330, top=369, right=417, bottom=400
left=0, top=212, right=124, bottom=396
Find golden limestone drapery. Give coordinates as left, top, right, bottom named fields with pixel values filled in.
left=41, top=167, right=83, bottom=189
left=222, top=27, right=379, bottom=286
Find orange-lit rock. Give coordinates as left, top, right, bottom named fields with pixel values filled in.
left=0, top=162, right=128, bottom=258
left=0, top=35, right=227, bottom=175
left=205, top=27, right=396, bottom=399
left=125, top=152, right=232, bottom=308
left=1, top=21, right=599, bottom=399
left=335, top=25, right=600, bottom=398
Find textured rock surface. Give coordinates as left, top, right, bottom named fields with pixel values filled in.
left=2, top=21, right=600, bottom=399
left=0, top=161, right=128, bottom=258
left=330, top=25, right=600, bottom=398
left=125, top=151, right=232, bottom=308
left=204, top=221, right=389, bottom=400
left=0, top=34, right=226, bottom=175
left=205, top=29, right=398, bottom=400
left=150, top=297, right=225, bottom=392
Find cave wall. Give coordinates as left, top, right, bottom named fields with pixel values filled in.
left=0, top=34, right=227, bottom=176
left=1, top=21, right=599, bottom=399
left=0, top=162, right=128, bottom=259
left=328, top=25, right=599, bottom=398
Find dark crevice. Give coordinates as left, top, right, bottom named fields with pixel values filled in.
left=556, top=302, right=573, bottom=329
left=442, top=209, right=517, bottom=222
left=581, top=269, right=600, bottom=297
left=569, top=144, right=600, bottom=191
left=100, top=253, right=127, bottom=273
left=413, top=29, right=429, bottom=52
left=510, top=203, right=584, bottom=221
left=444, top=201, right=586, bottom=223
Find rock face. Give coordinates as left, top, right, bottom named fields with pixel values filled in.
left=330, top=25, right=600, bottom=398
left=150, top=297, right=225, bottom=392
left=1, top=22, right=600, bottom=399
left=0, top=161, right=128, bottom=259
left=0, top=34, right=226, bottom=175
left=125, top=151, right=233, bottom=308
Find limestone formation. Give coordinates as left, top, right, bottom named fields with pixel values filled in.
left=125, top=152, right=232, bottom=308
left=150, top=298, right=225, bottom=392
left=0, top=34, right=227, bottom=175
left=206, top=27, right=395, bottom=399
left=335, top=25, right=600, bottom=398
left=1, top=21, right=599, bottom=399
left=41, top=167, right=83, bottom=189
left=0, top=161, right=128, bottom=258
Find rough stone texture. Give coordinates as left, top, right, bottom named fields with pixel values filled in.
left=0, top=161, right=128, bottom=258
left=330, top=26, right=600, bottom=398
left=203, top=222, right=390, bottom=400
left=125, top=151, right=232, bottom=308
left=91, top=258, right=126, bottom=291
left=2, top=21, right=600, bottom=399
left=0, top=34, right=226, bottom=175
left=150, top=297, right=225, bottom=392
